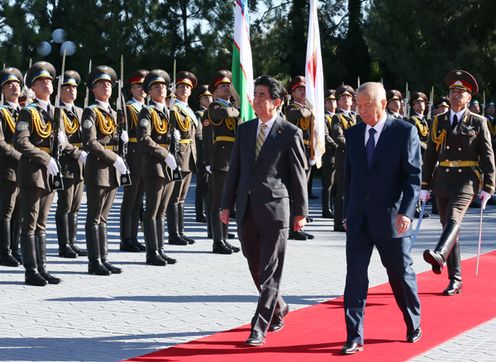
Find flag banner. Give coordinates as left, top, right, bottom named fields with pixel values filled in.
left=305, top=0, right=325, bottom=168
left=232, top=0, right=255, bottom=122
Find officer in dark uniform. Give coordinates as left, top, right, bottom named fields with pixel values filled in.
left=322, top=89, right=337, bottom=218
left=15, top=61, right=76, bottom=286
left=167, top=71, right=198, bottom=246
left=138, top=69, right=178, bottom=266
left=0, top=67, right=23, bottom=266
left=408, top=92, right=429, bottom=154
left=120, top=69, right=148, bottom=252
left=386, top=89, right=406, bottom=120
left=55, top=70, right=88, bottom=258
left=203, top=70, right=241, bottom=254
left=194, top=85, right=212, bottom=224
left=284, top=76, right=314, bottom=240
left=331, top=84, right=357, bottom=232
left=421, top=70, right=495, bottom=296
left=82, top=65, right=128, bottom=276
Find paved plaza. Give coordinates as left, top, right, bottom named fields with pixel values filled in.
left=1, top=179, right=495, bottom=361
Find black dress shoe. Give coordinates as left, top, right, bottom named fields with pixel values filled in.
left=146, top=252, right=167, bottom=266
left=58, top=244, right=78, bottom=258
left=120, top=240, right=142, bottom=252
left=301, top=230, right=314, bottom=240
left=180, top=234, right=195, bottom=244
left=159, top=251, right=177, bottom=265
left=102, top=260, right=122, bottom=274
left=227, top=232, right=236, bottom=239
left=38, top=270, right=61, bottom=284
left=407, top=327, right=422, bottom=343
left=269, top=304, right=289, bottom=332
left=196, top=215, right=207, bottom=222
left=289, top=230, right=307, bottom=240
left=0, top=253, right=20, bottom=267
left=213, top=242, right=233, bottom=255
left=334, top=224, right=346, bottom=232
left=25, top=270, right=47, bottom=286
left=168, top=236, right=188, bottom=246
left=443, top=280, right=462, bottom=296
left=322, top=210, right=334, bottom=218
left=423, top=250, right=443, bottom=274
left=224, top=240, right=240, bottom=253
left=88, top=261, right=111, bottom=276
left=340, top=342, right=363, bottom=355
left=246, top=330, right=265, bottom=346
left=11, top=250, right=22, bottom=264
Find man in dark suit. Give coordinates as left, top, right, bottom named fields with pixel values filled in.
left=221, top=75, right=308, bottom=346
left=341, top=82, right=422, bottom=354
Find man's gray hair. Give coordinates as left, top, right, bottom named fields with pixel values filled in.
left=356, top=82, right=386, bottom=102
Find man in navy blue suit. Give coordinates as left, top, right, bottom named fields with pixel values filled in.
left=341, top=82, right=422, bottom=354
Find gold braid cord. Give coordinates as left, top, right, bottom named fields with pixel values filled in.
left=173, top=107, right=191, bottom=132
left=126, top=105, right=139, bottom=129
left=1, top=108, right=16, bottom=134
left=62, top=110, right=79, bottom=135
left=298, top=116, right=310, bottom=131
left=413, top=116, right=428, bottom=137
left=488, top=121, right=496, bottom=136
left=93, top=108, right=116, bottom=136
left=430, top=115, right=446, bottom=152
left=339, top=114, right=354, bottom=130
left=225, top=117, right=235, bottom=131
left=30, top=108, right=52, bottom=139
left=150, top=109, right=168, bottom=135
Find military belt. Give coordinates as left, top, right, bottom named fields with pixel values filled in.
left=158, top=143, right=170, bottom=150
left=439, top=160, right=478, bottom=168
left=129, top=137, right=138, bottom=143
left=39, top=146, right=51, bottom=153
left=104, top=145, right=118, bottom=151
left=179, top=139, right=192, bottom=144
left=214, top=136, right=235, bottom=143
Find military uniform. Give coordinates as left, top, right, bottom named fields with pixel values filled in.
left=386, top=89, right=408, bottom=121
left=167, top=71, right=198, bottom=246
left=322, top=89, right=338, bottom=219
left=0, top=67, right=23, bottom=266
left=203, top=70, right=240, bottom=254
left=82, top=66, right=124, bottom=276
left=120, top=69, right=148, bottom=253
left=331, top=85, right=357, bottom=231
left=138, top=69, right=177, bottom=266
left=408, top=92, right=429, bottom=155
left=55, top=70, right=87, bottom=259
left=15, top=62, right=74, bottom=286
left=422, top=70, right=495, bottom=296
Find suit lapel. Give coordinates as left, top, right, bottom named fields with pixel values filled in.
left=253, top=116, right=283, bottom=168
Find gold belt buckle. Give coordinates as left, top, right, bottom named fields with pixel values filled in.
left=452, top=160, right=459, bottom=167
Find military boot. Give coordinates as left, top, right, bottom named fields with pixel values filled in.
left=56, top=212, right=77, bottom=258
left=99, top=223, right=122, bottom=274
left=130, top=207, right=146, bottom=251
left=143, top=218, right=166, bottom=266
left=178, top=203, right=195, bottom=244
left=157, top=217, right=176, bottom=264
left=443, top=239, right=462, bottom=296
left=35, top=231, right=61, bottom=284
left=167, top=203, right=188, bottom=245
left=222, top=223, right=239, bottom=253
left=86, top=223, right=110, bottom=275
left=10, top=217, right=22, bottom=264
left=120, top=211, right=141, bottom=252
left=212, top=210, right=232, bottom=255
left=0, top=219, right=19, bottom=267
left=423, top=220, right=459, bottom=274
left=68, top=213, right=87, bottom=256
left=22, top=233, right=47, bottom=286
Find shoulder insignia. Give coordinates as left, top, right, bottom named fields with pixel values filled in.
left=140, top=118, right=149, bottom=127
left=16, top=121, right=28, bottom=131
left=83, top=119, right=94, bottom=129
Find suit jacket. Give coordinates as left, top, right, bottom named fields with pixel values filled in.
left=344, top=115, right=421, bottom=239
left=222, top=116, right=308, bottom=228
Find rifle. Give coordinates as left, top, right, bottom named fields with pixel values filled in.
left=84, top=59, right=92, bottom=108
left=405, top=82, right=411, bottom=118
left=482, top=91, right=486, bottom=117
left=168, top=58, right=183, bottom=182
left=51, top=50, right=66, bottom=191
left=117, top=55, right=132, bottom=186
left=427, top=86, right=434, bottom=120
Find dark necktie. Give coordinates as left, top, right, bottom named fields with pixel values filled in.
left=366, top=128, right=377, bottom=168
left=452, top=114, right=458, bottom=130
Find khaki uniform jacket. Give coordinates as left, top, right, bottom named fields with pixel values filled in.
left=422, top=109, right=495, bottom=197
left=331, top=110, right=357, bottom=169
left=81, top=103, right=120, bottom=188
left=0, top=104, right=22, bottom=182
left=59, top=102, right=84, bottom=181
left=171, top=101, right=197, bottom=173
left=125, top=100, right=145, bottom=177
left=284, top=102, right=314, bottom=159
left=323, top=111, right=338, bottom=163
left=137, top=102, right=173, bottom=182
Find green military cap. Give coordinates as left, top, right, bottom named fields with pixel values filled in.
left=197, top=84, right=212, bottom=98
left=0, top=67, right=23, bottom=87
left=61, top=70, right=81, bottom=87
left=289, top=75, right=305, bottom=93
left=444, top=69, right=478, bottom=95
left=176, top=71, right=198, bottom=89
left=142, top=69, right=170, bottom=93
left=434, top=96, right=450, bottom=109
left=386, top=89, right=403, bottom=103
left=409, top=91, right=428, bottom=107
left=209, top=69, right=232, bottom=92
left=25, top=61, right=56, bottom=88
left=324, top=89, right=336, bottom=101
left=86, top=65, right=117, bottom=89
left=127, top=69, right=149, bottom=85
left=336, top=84, right=354, bottom=99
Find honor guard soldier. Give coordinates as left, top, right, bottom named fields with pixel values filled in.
left=119, top=69, right=148, bottom=253
left=15, top=61, right=74, bottom=286
left=421, top=70, right=495, bottom=296
left=138, top=69, right=178, bottom=266
left=433, top=97, right=450, bottom=117
left=386, top=89, right=406, bottom=120
left=0, top=67, right=23, bottom=266
left=55, top=70, right=88, bottom=258
left=82, top=65, right=127, bottom=276
left=408, top=92, right=429, bottom=155
left=167, top=71, right=198, bottom=246
left=469, top=99, right=481, bottom=115
left=284, top=76, right=314, bottom=240
left=203, top=70, right=241, bottom=254
left=322, top=89, right=338, bottom=218
left=331, top=84, right=357, bottom=232
left=194, top=85, right=213, bottom=225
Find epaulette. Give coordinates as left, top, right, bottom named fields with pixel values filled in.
left=88, top=104, right=98, bottom=109
left=470, top=111, right=486, bottom=122
left=24, top=102, right=38, bottom=110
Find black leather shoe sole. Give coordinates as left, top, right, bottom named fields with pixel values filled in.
left=407, top=327, right=422, bottom=343
left=423, top=250, right=442, bottom=274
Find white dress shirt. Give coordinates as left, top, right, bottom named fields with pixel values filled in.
left=364, top=112, right=388, bottom=146
left=257, top=114, right=277, bottom=142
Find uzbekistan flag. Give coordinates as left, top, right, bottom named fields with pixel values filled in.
left=232, top=0, right=255, bottom=122
left=305, top=0, right=326, bottom=167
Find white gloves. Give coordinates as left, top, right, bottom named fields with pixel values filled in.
left=57, top=131, right=68, bottom=148
left=174, top=130, right=181, bottom=142
left=113, top=156, right=128, bottom=174
left=120, top=130, right=129, bottom=143
left=78, top=151, right=88, bottom=164
left=205, top=165, right=211, bottom=173
left=419, top=190, right=431, bottom=203
left=309, top=159, right=316, bottom=166
left=47, top=157, right=59, bottom=176
left=479, top=191, right=492, bottom=210
left=165, top=154, right=177, bottom=170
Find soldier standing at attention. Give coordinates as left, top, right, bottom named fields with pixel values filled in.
left=421, top=70, right=495, bottom=296
left=138, top=69, right=178, bottom=266
left=167, top=71, right=198, bottom=246
left=386, top=89, right=406, bottom=120
left=331, top=85, right=357, bottom=232
left=203, top=70, right=241, bottom=254
left=0, top=67, right=23, bottom=266
left=82, top=66, right=128, bottom=276
left=15, top=62, right=75, bottom=286
left=119, top=69, right=148, bottom=253
left=408, top=92, right=429, bottom=155
left=55, top=70, right=88, bottom=258
left=322, top=89, right=337, bottom=219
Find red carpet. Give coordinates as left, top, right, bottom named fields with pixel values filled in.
left=127, top=251, right=496, bottom=361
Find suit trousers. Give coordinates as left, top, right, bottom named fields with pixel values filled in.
left=238, top=200, right=288, bottom=336
left=333, top=167, right=345, bottom=227
left=85, top=185, right=117, bottom=226
left=344, top=226, right=421, bottom=344
left=56, top=178, right=84, bottom=215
